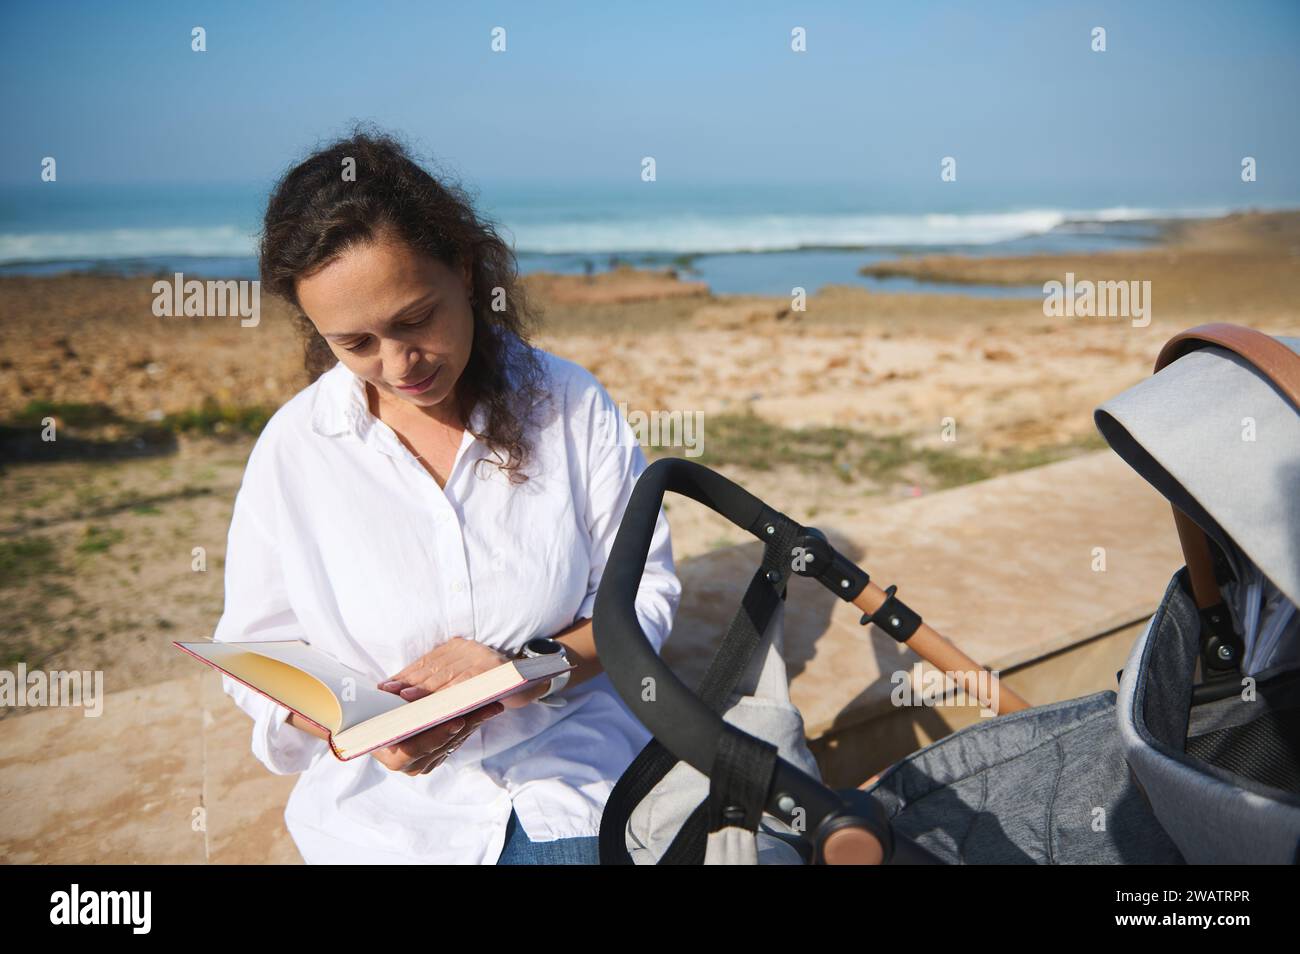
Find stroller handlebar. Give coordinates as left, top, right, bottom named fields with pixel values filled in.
left=593, top=457, right=908, bottom=864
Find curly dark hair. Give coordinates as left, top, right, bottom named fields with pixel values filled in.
left=259, top=127, right=546, bottom=483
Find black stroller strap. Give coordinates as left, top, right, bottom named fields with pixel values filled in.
left=598, top=515, right=798, bottom=864
left=598, top=735, right=677, bottom=864
left=695, top=508, right=797, bottom=708
left=661, top=714, right=781, bottom=863
left=597, top=565, right=779, bottom=864
left=655, top=534, right=794, bottom=863
left=696, top=564, right=786, bottom=707
left=707, top=727, right=780, bottom=833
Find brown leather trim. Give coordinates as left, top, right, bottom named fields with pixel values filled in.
left=1152, top=323, right=1300, bottom=608
left=1155, top=322, right=1300, bottom=408
left=1173, top=507, right=1224, bottom=610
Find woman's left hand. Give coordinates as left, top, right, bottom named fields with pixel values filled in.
left=380, top=636, right=552, bottom=708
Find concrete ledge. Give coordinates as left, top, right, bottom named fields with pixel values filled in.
left=0, top=672, right=301, bottom=864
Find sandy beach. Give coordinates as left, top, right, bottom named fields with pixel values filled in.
left=1, top=209, right=1297, bottom=707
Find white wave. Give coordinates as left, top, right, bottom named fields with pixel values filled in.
left=0, top=205, right=1239, bottom=264
left=0, top=225, right=257, bottom=264
left=507, top=209, right=1078, bottom=254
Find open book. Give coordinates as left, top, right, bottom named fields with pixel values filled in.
left=175, top=639, right=573, bottom=761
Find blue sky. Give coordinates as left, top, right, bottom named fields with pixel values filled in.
left=2, top=0, right=1298, bottom=203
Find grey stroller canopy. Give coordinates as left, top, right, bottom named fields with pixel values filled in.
left=1099, top=324, right=1300, bottom=863
left=593, top=323, right=1300, bottom=865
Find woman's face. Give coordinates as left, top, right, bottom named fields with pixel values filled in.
left=296, top=229, right=475, bottom=416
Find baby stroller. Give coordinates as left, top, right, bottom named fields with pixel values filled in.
left=593, top=323, right=1300, bottom=864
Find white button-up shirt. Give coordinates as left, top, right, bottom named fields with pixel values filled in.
left=212, top=343, right=680, bottom=864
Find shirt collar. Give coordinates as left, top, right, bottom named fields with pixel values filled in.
left=309, top=362, right=487, bottom=439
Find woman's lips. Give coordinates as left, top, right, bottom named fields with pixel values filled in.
left=394, top=367, right=440, bottom=394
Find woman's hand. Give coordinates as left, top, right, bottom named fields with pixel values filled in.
left=370, top=636, right=535, bottom=777
left=371, top=702, right=503, bottom=775
left=380, top=636, right=551, bottom=709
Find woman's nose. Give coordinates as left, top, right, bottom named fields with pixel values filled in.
left=382, top=340, right=422, bottom=378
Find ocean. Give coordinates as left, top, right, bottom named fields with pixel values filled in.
left=0, top=180, right=1271, bottom=297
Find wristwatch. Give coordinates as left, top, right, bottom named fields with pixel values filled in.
left=520, top=637, right=570, bottom=708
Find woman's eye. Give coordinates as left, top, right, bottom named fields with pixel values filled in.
left=343, top=337, right=371, bottom=353
left=403, top=307, right=435, bottom=328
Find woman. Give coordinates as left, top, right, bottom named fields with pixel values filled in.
left=212, top=130, right=681, bottom=865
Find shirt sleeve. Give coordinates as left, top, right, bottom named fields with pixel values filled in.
left=573, top=373, right=682, bottom=654
left=211, top=437, right=328, bottom=776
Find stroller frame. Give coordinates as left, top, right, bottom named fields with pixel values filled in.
left=594, top=455, right=1019, bottom=864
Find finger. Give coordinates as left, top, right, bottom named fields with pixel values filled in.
left=393, top=718, right=466, bottom=761
left=387, top=662, right=439, bottom=697
left=398, top=728, right=464, bottom=773
left=388, top=661, right=440, bottom=693
left=380, top=736, right=442, bottom=773
left=373, top=720, right=457, bottom=770
left=419, top=753, right=450, bottom=775
left=387, top=653, right=436, bottom=685
left=412, top=725, right=479, bottom=775
left=386, top=656, right=442, bottom=688
left=382, top=667, right=422, bottom=690
left=398, top=675, right=450, bottom=701
left=463, top=701, right=505, bottom=726
left=387, top=637, right=470, bottom=685
left=398, top=659, right=476, bottom=700
left=372, top=748, right=406, bottom=772
left=404, top=751, right=442, bottom=775
left=419, top=726, right=476, bottom=774
left=379, top=741, right=436, bottom=773
left=399, top=655, right=475, bottom=699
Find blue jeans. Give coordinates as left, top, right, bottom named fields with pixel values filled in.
left=496, top=808, right=600, bottom=865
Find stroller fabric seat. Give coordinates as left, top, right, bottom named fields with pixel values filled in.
left=866, top=685, right=1184, bottom=864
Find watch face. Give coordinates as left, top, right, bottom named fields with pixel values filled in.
left=526, top=637, right=562, bottom=655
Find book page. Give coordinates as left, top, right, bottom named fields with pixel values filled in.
left=234, top=641, right=406, bottom=730
left=178, top=641, right=345, bottom=730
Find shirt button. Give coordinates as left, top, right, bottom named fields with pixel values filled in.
left=452, top=581, right=466, bottom=593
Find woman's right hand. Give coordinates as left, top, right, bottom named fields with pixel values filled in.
left=371, top=701, right=504, bottom=776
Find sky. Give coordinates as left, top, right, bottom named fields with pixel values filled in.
left=2, top=0, right=1298, bottom=203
